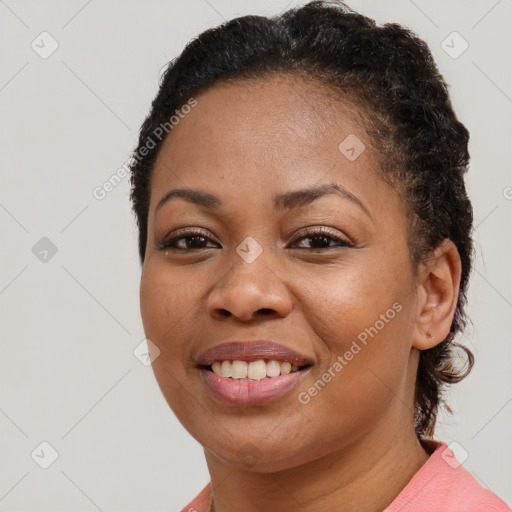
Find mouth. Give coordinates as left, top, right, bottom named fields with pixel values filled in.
left=199, top=359, right=312, bottom=381
left=196, top=340, right=314, bottom=406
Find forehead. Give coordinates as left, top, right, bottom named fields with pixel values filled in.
left=165, top=73, right=365, bottom=153
left=148, top=73, right=403, bottom=222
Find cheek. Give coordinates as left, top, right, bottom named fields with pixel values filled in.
left=139, top=264, right=202, bottom=422
left=297, top=257, right=405, bottom=351
left=140, top=268, right=169, bottom=348
left=296, top=255, right=413, bottom=406
left=139, top=263, right=200, bottom=363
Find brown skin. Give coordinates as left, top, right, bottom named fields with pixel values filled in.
left=139, top=74, right=461, bottom=512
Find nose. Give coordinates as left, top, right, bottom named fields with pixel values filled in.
left=206, top=252, right=293, bottom=323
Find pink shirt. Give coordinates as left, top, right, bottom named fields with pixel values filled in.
left=181, top=442, right=511, bottom=512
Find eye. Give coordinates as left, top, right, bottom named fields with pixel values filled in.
left=155, top=226, right=354, bottom=253
left=288, top=226, right=354, bottom=250
left=155, top=228, right=220, bottom=251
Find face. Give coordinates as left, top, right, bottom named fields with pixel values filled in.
left=139, top=74, right=423, bottom=472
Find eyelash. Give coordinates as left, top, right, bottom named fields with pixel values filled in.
left=156, top=226, right=354, bottom=252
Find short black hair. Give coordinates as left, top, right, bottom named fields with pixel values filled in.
left=129, top=0, right=474, bottom=438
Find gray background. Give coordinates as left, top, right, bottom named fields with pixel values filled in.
left=0, top=0, right=511, bottom=510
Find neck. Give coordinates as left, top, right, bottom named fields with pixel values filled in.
left=205, top=422, right=431, bottom=512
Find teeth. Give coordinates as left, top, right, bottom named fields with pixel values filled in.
left=231, top=360, right=248, bottom=379
left=266, top=360, right=281, bottom=377
left=220, top=360, right=232, bottom=378
left=280, top=362, right=291, bottom=375
left=210, top=359, right=303, bottom=380
left=248, top=359, right=267, bottom=380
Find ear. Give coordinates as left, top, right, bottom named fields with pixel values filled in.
left=412, top=238, right=462, bottom=350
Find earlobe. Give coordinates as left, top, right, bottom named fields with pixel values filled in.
left=412, top=238, right=462, bottom=351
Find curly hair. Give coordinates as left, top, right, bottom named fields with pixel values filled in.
left=129, top=0, right=474, bottom=439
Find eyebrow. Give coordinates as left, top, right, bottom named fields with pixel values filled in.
left=155, top=183, right=373, bottom=220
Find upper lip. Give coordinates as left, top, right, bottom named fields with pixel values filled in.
left=196, top=340, right=313, bottom=367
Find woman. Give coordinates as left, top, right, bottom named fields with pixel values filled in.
left=128, top=1, right=511, bottom=510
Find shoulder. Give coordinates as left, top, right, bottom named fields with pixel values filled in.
left=385, top=441, right=511, bottom=512
left=181, top=443, right=511, bottom=512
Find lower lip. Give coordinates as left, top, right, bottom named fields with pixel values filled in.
left=199, top=367, right=311, bottom=406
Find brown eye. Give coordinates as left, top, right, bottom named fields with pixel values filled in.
left=289, top=227, right=354, bottom=250
left=156, top=228, right=220, bottom=251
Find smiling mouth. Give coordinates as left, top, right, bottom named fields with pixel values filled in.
left=199, top=359, right=312, bottom=381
